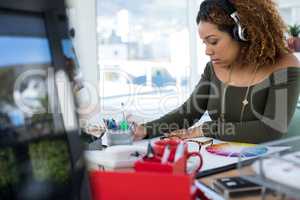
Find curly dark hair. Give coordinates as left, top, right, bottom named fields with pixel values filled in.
left=196, top=0, right=290, bottom=68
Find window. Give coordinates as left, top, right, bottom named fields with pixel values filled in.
left=277, top=0, right=300, bottom=25
left=97, top=0, right=204, bottom=122
left=277, top=0, right=300, bottom=107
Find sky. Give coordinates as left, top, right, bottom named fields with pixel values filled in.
left=0, top=37, right=51, bottom=67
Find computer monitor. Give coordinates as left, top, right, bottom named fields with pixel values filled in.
left=0, top=1, right=88, bottom=199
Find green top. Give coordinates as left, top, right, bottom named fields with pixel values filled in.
left=143, top=62, right=300, bottom=143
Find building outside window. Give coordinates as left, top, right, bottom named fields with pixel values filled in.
left=97, top=0, right=209, bottom=122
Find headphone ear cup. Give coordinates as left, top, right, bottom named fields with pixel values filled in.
left=240, top=27, right=248, bottom=41
left=232, top=25, right=241, bottom=41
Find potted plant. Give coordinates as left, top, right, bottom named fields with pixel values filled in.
left=287, top=24, right=300, bottom=52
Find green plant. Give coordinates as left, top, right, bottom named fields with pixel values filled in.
left=0, top=148, right=18, bottom=188
left=288, top=24, right=300, bottom=37
left=29, top=139, right=71, bottom=184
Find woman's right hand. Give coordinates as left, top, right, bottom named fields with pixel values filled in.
left=133, top=124, right=148, bottom=141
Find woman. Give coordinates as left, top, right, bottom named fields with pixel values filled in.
left=134, top=0, right=300, bottom=143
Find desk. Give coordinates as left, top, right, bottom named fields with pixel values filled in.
left=86, top=151, right=281, bottom=200
left=84, top=137, right=284, bottom=200
left=199, top=167, right=279, bottom=200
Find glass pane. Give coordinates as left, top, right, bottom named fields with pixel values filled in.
left=276, top=0, right=300, bottom=106
left=0, top=11, right=73, bottom=200
left=97, top=0, right=191, bottom=122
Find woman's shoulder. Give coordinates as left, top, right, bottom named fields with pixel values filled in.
left=263, top=53, right=300, bottom=77
left=252, top=54, right=300, bottom=86
left=268, top=53, right=300, bottom=84
left=275, top=53, right=300, bottom=70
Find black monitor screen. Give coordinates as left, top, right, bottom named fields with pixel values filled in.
left=0, top=10, right=74, bottom=200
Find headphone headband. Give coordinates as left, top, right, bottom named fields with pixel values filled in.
left=218, top=0, right=248, bottom=41
left=198, top=0, right=248, bottom=41
left=218, top=0, right=236, bottom=15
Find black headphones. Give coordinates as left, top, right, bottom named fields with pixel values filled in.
left=218, top=0, right=248, bottom=42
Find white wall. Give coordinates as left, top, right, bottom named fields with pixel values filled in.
left=277, top=0, right=300, bottom=8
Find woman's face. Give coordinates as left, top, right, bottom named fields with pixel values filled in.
left=198, top=21, right=240, bottom=68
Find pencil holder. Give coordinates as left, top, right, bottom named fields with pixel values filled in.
left=134, top=156, right=188, bottom=175
left=134, top=140, right=203, bottom=176
left=106, top=129, right=133, bottom=146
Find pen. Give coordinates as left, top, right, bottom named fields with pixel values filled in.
left=129, top=122, right=136, bottom=132
left=106, top=119, right=112, bottom=129
left=174, top=142, right=185, bottom=162
left=111, top=118, right=117, bottom=130
left=145, top=142, right=155, bottom=159
left=161, top=145, right=171, bottom=164
left=121, top=102, right=126, bottom=121
left=102, top=119, right=108, bottom=131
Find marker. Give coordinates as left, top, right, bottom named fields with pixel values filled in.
left=119, top=120, right=129, bottom=131
left=111, top=119, right=118, bottom=129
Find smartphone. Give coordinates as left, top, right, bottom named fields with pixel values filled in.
left=213, top=176, right=262, bottom=198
